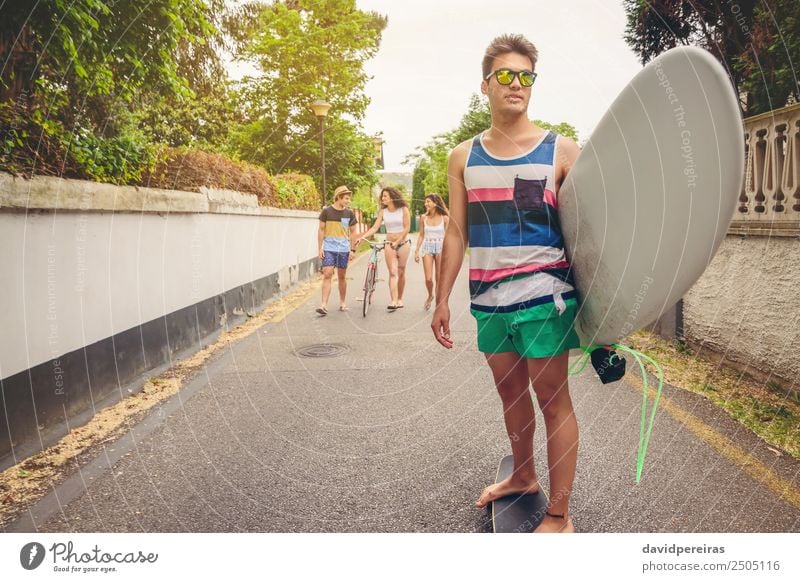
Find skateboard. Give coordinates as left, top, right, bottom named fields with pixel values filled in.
left=490, top=455, right=549, bottom=533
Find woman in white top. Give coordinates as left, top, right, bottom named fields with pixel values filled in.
left=414, top=194, right=450, bottom=311
left=359, top=187, right=411, bottom=310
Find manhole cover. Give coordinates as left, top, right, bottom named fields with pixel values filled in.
left=295, top=343, right=350, bottom=358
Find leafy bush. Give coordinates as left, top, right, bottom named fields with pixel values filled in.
left=0, top=106, right=320, bottom=212
left=272, top=174, right=320, bottom=211
left=66, top=124, right=157, bottom=184
left=0, top=100, right=66, bottom=176
left=1, top=96, right=157, bottom=183
left=0, top=102, right=29, bottom=170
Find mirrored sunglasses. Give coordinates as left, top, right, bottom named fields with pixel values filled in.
left=486, top=68, right=537, bottom=87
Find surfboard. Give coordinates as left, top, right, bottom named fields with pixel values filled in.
left=559, top=46, right=744, bottom=346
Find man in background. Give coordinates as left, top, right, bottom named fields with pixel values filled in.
left=317, top=185, right=359, bottom=315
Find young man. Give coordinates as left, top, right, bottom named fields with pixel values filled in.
left=431, top=34, right=582, bottom=533
left=317, top=185, right=359, bottom=315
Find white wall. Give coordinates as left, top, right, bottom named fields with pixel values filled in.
left=0, top=175, right=319, bottom=380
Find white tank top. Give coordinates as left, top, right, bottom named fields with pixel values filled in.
left=423, top=217, right=445, bottom=240
left=383, top=207, right=404, bottom=233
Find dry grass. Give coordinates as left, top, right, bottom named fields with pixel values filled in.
left=626, top=330, right=800, bottom=459
left=140, top=148, right=278, bottom=205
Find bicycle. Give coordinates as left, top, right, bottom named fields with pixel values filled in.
left=358, top=238, right=411, bottom=317
left=359, top=240, right=388, bottom=317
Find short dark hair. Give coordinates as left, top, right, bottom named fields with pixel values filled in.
left=482, top=34, right=538, bottom=79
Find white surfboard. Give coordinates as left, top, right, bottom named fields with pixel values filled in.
left=559, top=46, right=744, bottom=346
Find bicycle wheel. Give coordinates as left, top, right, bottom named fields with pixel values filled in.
left=362, top=263, right=373, bottom=317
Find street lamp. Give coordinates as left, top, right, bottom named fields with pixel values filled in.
left=310, top=99, right=331, bottom=208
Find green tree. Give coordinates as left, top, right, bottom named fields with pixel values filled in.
left=447, top=94, right=493, bottom=145
left=228, top=0, right=387, bottom=196
left=133, top=0, right=237, bottom=150
left=738, top=0, right=800, bottom=114
left=134, top=91, right=238, bottom=151
left=0, top=0, right=219, bottom=109
left=534, top=120, right=578, bottom=141
left=623, top=0, right=800, bottom=114
left=1, top=0, right=226, bottom=180
left=350, top=185, right=378, bottom=225
left=231, top=114, right=378, bottom=201
left=410, top=157, right=431, bottom=215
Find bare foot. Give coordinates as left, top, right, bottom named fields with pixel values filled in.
left=533, top=513, right=576, bottom=533
left=475, top=474, right=539, bottom=508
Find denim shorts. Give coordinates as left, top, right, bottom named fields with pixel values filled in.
left=422, top=238, right=443, bottom=256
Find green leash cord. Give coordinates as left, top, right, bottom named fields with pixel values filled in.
left=568, top=344, right=664, bottom=483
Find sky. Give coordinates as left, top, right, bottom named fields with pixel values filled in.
left=357, top=0, right=644, bottom=171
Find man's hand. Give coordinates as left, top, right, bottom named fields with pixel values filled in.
left=431, top=303, right=453, bottom=349
left=319, top=249, right=325, bottom=261
left=429, top=140, right=468, bottom=351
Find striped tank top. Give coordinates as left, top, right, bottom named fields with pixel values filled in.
left=464, top=131, right=575, bottom=313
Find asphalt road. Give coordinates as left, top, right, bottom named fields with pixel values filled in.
left=9, top=240, right=800, bottom=532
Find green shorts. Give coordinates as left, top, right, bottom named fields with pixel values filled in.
left=470, top=297, right=580, bottom=358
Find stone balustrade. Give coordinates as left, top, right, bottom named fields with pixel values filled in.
left=733, top=102, right=800, bottom=236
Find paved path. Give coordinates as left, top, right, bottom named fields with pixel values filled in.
left=9, top=239, right=800, bottom=532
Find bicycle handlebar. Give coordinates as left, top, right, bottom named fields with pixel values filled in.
left=361, top=238, right=411, bottom=250
left=365, top=240, right=389, bottom=249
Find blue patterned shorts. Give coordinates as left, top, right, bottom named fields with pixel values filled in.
left=321, top=251, right=350, bottom=269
